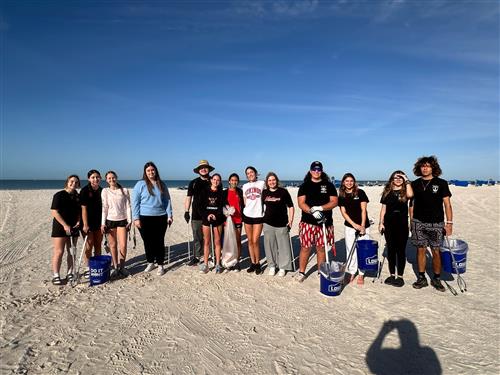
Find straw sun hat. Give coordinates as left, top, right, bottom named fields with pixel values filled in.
left=193, top=160, right=215, bottom=174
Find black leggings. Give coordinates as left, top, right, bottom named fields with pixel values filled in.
left=384, top=217, right=408, bottom=276
left=139, top=215, right=168, bottom=265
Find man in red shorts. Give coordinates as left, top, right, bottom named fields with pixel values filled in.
left=297, top=161, right=338, bottom=282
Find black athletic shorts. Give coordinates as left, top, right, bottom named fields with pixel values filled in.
left=242, top=215, right=263, bottom=225
left=52, top=221, right=79, bottom=238
left=105, top=219, right=128, bottom=229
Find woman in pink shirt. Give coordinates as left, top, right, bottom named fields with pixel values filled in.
left=101, top=171, right=132, bottom=277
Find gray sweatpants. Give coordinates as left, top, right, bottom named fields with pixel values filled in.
left=191, top=219, right=204, bottom=258
left=263, top=223, right=292, bottom=270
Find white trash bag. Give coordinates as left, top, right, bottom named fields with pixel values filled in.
left=221, top=205, right=238, bottom=268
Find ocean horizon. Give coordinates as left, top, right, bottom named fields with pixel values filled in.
left=0, top=178, right=495, bottom=190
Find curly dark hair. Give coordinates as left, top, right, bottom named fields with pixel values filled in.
left=413, top=155, right=442, bottom=177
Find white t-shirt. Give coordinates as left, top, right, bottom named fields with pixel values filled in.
left=101, top=187, right=132, bottom=224
left=242, top=180, right=265, bottom=218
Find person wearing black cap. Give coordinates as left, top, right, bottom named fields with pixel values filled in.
left=296, top=161, right=338, bottom=282
left=184, top=160, right=214, bottom=266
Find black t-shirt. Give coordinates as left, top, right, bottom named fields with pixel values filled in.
left=380, top=190, right=409, bottom=223
left=262, top=187, right=294, bottom=227
left=79, top=185, right=102, bottom=227
left=200, top=186, right=224, bottom=225
left=51, top=190, right=80, bottom=227
left=298, top=179, right=338, bottom=226
left=411, top=177, right=451, bottom=223
left=187, top=177, right=211, bottom=220
left=338, top=189, right=370, bottom=229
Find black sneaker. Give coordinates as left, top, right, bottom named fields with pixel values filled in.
left=392, top=277, right=405, bottom=287
left=412, top=276, right=428, bottom=289
left=247, top=263, right=256, bottom=273
left=255, top=263, right=262, bottom=275
left=384, top=276, right=396, bottom=285
left=187, top=257, right=199, bottom=266
left=431, top=278, right=446, bottom=292
left=232, top=263, right=241, bottom=272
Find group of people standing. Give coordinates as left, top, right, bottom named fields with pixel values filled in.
left=50, top=155, right=453, bottom=293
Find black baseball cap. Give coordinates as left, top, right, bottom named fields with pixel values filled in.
left=310, top=161, right=323, bottom=171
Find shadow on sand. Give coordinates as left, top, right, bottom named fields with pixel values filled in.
left=366, top=319, right=442, bottom=375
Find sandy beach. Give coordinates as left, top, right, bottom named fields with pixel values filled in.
left=0, top=185, right=498, bottom=375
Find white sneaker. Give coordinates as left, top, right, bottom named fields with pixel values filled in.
left=110, top=268, right=118, bottom=278
left=277, top=269, right=286, bottom=277
left=144, top=263, right=155, bottom=273
left=157, top=265, right=165, bottom=276
left=267, top=266, right=276, bottom=276
left=297, top=272, right=306, bottom=283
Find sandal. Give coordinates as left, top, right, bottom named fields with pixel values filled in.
left=52, top=276, right=62, bottom=285
left=83, top=270, right=90, bottom=279
left=66, top=273, right=75, bottom=281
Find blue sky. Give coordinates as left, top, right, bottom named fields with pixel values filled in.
left=1, top=0, right=499, bottom=181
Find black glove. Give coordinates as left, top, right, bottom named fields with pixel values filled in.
left=184, top=211, right=190, bottom=223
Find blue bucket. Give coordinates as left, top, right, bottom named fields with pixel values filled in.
left=89, top=255, right=112, bottom=286
left=440, top=239, right=468, bottom=274
left=356, top=240, right=379, bottom=271
left=319, top=263, right=344, bottom=297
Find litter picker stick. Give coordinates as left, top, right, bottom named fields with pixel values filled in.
left=322, top=222, right=330, bottom=266
left=288, top=229, right=296, bottom=272
left=445, top=236, right=467, bottom=293
left=210, top=223, right=215, bottom=267
left=71, top=235, right=88, bottom=288
left=342, top=232, right=359, bottom=274
left=374, top=235, right=386, bottom=283
left=187, top=223, right=191, bottom=261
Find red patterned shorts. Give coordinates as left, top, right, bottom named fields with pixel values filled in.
left=299, top=222, right=335, bottom=249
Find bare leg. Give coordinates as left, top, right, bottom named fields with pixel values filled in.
left=202, top=225, right=211, bottom=264
left=108, top=228, right=119, bottom=268
left=214, top=225, right=222, bottom=264
left=431, top=248, right=442, bottom=275
left=417, top=247, right=427, bottom=273
left=244, top=223, right=255, bottom=263
left=117, top=227, right=128, bottom=267
left=299, top=247, right=311, bottom=273
left=251, top=223, right=263, bottom=264
left=52, top=237, right=67, bottom=274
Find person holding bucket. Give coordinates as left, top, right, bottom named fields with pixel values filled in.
left=132, top=162, right=173, bottom=276
left=80, top=169, right=103, bottom=279
left=101, top=171, right=132, bottom=277
left=199, top=173, right=225, bottom=274
left=262, top=172, right=295, bottom=277
left=410, top=156, right=453, bottom=292
left=297, top=161, right=338, bottom=282
left=338, top=173, right=371, bottom=285
left=242, top=166, right=266, bottom=275
left=379, top=170, right=414, bottom=287
left=50, top=175, right=81, bottom=285
left=222, top=173, right=244, bottom=271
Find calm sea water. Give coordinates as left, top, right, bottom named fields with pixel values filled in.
left=0, top=179, right=310, bottom=190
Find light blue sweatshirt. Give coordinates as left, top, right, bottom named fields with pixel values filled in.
left=132, top=180, right=172, bottom=220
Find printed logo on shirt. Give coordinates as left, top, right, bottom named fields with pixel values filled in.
left=264, top=196, right=281, bottom=202
left=432, top=185, right=439, bottom=193
left=320, top=185, right=327, bottom=194
left=209, top=197, right=217, bottom=205
left=246, top=187, right=262, bottom=200
left=353, top=196, right=360, bottom=200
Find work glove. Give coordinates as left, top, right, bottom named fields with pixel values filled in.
left=312, top=211, right=324, bottom=221
left=310, top=206, right=323, bottom=212
left=184, top=211, right=190, bottom=223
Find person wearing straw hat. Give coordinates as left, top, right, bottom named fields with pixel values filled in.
left=184, top=160, right=214, bottom=266
left=296, top=161, right=338, bottom=282
left=410, top=156, right=453, bottom=292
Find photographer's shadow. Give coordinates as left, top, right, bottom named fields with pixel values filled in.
left=366, top=319, right=441, bottom=375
